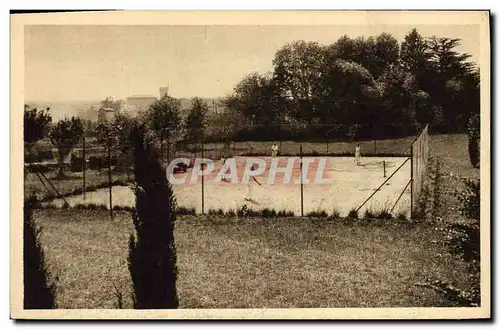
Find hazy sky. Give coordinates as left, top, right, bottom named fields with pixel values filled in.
left=25, top=24, right=480, bottom=102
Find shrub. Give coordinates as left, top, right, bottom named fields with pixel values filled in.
left=456, top=178, right=480, bottom=221
left=363, top=209, right=375, bottom=219
left=128, top=124, right=179, bottom=309
left=416, top=279, right=479, bottom=307
left=446, top=177, right=481, bottom=265
left=395, top=211, right=407, bottom=221
left=330, top=207, right=341, bottom=218
left=226, top=209, right=236, bottom=217
left=467, top=113, right=480, bottom=168
left=277, top=210, right=294, bottom=217
left=262, top=208, right=277, bottom=218
left=176, top=207, right=196, bottom=215
left=374, top=209, right=393, bottom=220
left=24, top=197, right=56, bottom=309
left=347, top=209, right=358, bottom=219
left=306, top=210, right=328, bottom=218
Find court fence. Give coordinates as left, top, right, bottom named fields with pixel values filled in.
left=25, top=124, right=429, bottom=219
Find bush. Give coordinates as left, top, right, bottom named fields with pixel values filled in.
left=330, top=207, right=341, bottom=218
left=262, top=208, right=277, bottom=218
left=306, top=210, right=328, bottom=218
left=467, top=113, right=480, bottom=168
left=176, top=207, right=196, bottom=215
left=446, top=177, right=481, bottom=265
left=347, top=209, right=358, bottom=219
left=24, top=197, right=56, bottom=309
left=277, top=210, right=295, bottom=217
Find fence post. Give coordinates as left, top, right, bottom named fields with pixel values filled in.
left=300, top=144, right=304, bottom=217
left=326, top=141, right=329, bottom=154
left=201, top=143, right=205, bottom=215
left=108, top=137, right=113, bottom=219
left=82, top=135, right=86, bottom=201
left=383, top=160, right=386, bottom=178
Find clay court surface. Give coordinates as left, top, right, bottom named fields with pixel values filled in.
left=53, top=156, right=411, bottom=217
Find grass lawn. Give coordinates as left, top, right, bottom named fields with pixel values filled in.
left=427, top=134, right=480, bottom=224
left=36, top=209, right=474, bottom=309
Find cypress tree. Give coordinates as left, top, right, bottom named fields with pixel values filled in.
left=24, top=197, right=56, bottom=309
left=128, top=125, right=179, bottom=309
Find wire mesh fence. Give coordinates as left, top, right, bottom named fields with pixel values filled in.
left=25, top=123, right=429, bottom=219
left=411, top=124, right=430, bottom=213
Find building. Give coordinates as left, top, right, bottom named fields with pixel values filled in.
left=97, top=107, right=116, bottom=123
left=159, top=87, right=169, bottom=99
left=125, top=95, right=158, bottom=111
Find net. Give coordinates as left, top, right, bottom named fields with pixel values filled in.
left=411, top=125, right=429, bottom=212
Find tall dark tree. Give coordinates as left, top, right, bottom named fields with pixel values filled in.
left=184, top=97, right=209, bottom=145
left=49, top=117, right=84, bottom=178
left=377, top=64, right=418, bottom=136
left=24, top=197, right=56, bottom=309
left=427, top=36, right=475, bottom=132
left=401, top=29, right=433, bottom=75
left=128, top=124, right=178, bottom=309
left=317, top=59, right=381, bottom=137
left=467, top=113, right=480, bottom=168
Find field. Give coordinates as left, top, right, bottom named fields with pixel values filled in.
left=29, top=134, right=480, bottom=309
left=36, top=209, right=474, bottom=309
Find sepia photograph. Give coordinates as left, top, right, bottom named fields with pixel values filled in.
left=10, top=10, right=490, bottom=319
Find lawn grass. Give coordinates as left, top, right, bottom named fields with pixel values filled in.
left=29, top=133, right=482, bottom=309
left=36, top=208, right=475, bottom=309
left=427, top=134, right=480, bottom=224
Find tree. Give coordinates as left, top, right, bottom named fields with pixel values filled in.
left=222, top=72, right=283, bottom=139
left=317, top=59, right=381, bottom=136
left=49, top=117, right=84, bottom=178
left=330, top=33, right=399, bottom=79
left=128, top=124, right=178, bottom=309
left=24, top=106, right=52, bottom=163
left=184, top=97, right=209, bottom=145
left=467, top=113, right=480, bottom=168
left=24, top=197, right=56, bottom=309
left=95, top=112, right=137, bottom=173
left=377, top=64, right=418, bottom=136
left=272, top=41, right=327, bottom=123
left=400, top=29, right=433, bottom=76
left=145, top=95, right=182, bottom=159
left=427, top=36, right=475, bottom=132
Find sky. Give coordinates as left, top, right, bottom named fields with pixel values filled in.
left=25, top=24, right=480, bottom=102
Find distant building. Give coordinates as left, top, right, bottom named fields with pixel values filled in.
left=126, top=95, right=158, bottom=111
left=159, top=87, right=169, bottom=99
left=97, top=107, right=116, bottom=123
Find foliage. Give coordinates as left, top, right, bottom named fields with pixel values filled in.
left=94, top=112, right=137, bottom=171
left=49, top=117, right=84, bottom=177
left=218, top=29, right=478, bottom=142
left=24, top=197, right=56, bottom=309
left=24, top=105, right=53, bottom=145
left=128, top=124, right=179, bottom=309
left=467, top=113, right=480, bottom=168
left=184, top=97, right=209, bottom=144
left=416, top=279, right=479, bottom=307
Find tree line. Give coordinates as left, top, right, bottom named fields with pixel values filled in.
left=216, top=29, right=480, bottom=141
